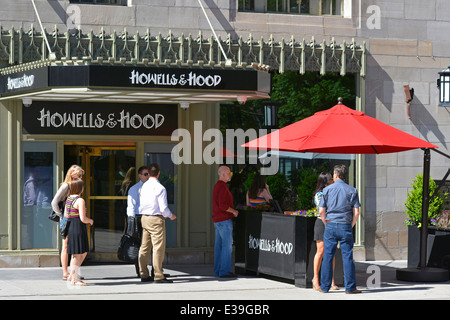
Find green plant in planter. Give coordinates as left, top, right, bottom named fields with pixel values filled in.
left=404, top=174, right=448, bottom=228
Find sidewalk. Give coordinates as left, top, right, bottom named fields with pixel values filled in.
left=0, top=260, right=449, bottom=301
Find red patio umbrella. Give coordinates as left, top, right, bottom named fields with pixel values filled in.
left=242, top=101, right=437, bottom=153
left=242, top=99, right=447, bottom=282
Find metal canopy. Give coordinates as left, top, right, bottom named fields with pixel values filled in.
left=0, top=26, right=365, bottom=103
left=0, top=26, right=365, bottom=76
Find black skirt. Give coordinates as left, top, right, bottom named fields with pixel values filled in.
left=67, top=217, right=89, bottom=255
left=313, top=217, right=325, bottom=241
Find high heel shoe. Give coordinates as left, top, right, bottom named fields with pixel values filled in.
left=312, top=280, right=320, bottom=291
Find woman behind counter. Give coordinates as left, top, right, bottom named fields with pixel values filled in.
left=246, top=174, right=273, bottom=207
left=312, top=172, right=338, bottom=291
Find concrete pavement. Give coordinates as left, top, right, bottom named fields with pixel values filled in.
left=0, top=260, right=449, bottom=302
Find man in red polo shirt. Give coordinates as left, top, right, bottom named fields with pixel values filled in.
left=212, top=166, right=239, bottom=278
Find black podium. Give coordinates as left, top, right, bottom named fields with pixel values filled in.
left=235, top=211, right=344, bottom=288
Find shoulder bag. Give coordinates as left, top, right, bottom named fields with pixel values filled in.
left=49, top=184, right=71, bottom=222
left=117, top=233, right=141, bottom=262
left=49, top=201, right=64, bottom=222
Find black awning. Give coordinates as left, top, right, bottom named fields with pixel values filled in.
left=0, top=64, right=272, bottom=103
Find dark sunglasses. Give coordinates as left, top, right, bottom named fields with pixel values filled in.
left=142, top=172, right=149, bottom=176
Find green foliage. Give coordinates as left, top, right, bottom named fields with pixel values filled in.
left=405, top=174, right=448, bottom=228
left=243, top=172, right=256, bottom=191
left=220, top=99, right=266, bottom=133
left=271, top=72, right=356, bottom=128
left=221, top=71, right=356, bottom=212
left=265, top=173, right=290, bottom=202
left=290, top=163, right=332, bottom=210
left=295, top=168, right=319, bottom=210
left=220, top=71, right=356, bottom=131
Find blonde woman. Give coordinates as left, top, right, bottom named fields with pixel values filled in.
left=51, top=165, right=85, bottom=280
left=65, top=179, right=93, bottom=286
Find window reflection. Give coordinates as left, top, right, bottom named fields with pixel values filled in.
left=22, top=143, right=57, bottom=249
left=239, top=0, right=344, bottom=16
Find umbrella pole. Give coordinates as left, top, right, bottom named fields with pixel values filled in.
left=396, top=148, right=448, bottom=282
left=419, top=148, right=431, bottom=270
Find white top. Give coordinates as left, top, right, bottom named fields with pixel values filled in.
left=51, top=183, right=70, bottom=216
left=126, top=180, right=143, bottom=217
left=139, top=178, right=173, bottom=218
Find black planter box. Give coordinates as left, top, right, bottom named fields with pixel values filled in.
left=235, top=211, right=344, bottom=288
left=407, top=225, right=450, bottom=269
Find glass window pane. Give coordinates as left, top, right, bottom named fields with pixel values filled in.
left=267, top=0, right=279, bottom=12
left=239, top=0, right=255, bottom=11
left=290, top=0, right=300, bottom=13
left=69, top=0, right=127, bottom=5
left=247, top=0, right=255, bottom=10
left=22, top=142, right=57, bottom=249
left=334, top=0, right=342, bottom=15
left=322, top=0, right=331, bottom=15
left=301, top=0, right=310, bottom=14
left=445, top=82, right=450, bottom=102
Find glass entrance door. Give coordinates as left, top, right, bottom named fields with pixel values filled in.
left=85, top=146, right=136, bottom=253
left=64, top=144, right=136, bottom=253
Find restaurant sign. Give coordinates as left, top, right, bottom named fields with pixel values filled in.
left=23, top=101, right=178, bottom=136
left=245, top=213, right=297, bottom=278
left=129, top=69, right=223, bottom=88
left=85, top=65, right=261, bottom=91
left=0, top=67, right=49, bottom=95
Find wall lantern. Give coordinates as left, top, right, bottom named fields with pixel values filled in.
left=263, top=101, right=279, bottom=129
left=437, top=66, right=450, bottom=107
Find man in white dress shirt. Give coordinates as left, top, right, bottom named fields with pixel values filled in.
left=127, top=166, right=149, bottom=218
left=138, top=163, right=176, bottom=283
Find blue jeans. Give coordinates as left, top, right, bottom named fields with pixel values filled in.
left=321, top=222, right=356, bottom=292
left=213, top=219, right=233, bottom=277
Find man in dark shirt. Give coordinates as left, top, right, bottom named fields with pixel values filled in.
left=212, top=166, right=239, bottom=277
left=319, top=164, right=361, bottom=294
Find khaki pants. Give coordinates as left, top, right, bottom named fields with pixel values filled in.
left=138, top=215, right=166, bottom=280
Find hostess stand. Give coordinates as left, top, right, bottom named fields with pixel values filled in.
left=235, top=201, right=344, bottom=288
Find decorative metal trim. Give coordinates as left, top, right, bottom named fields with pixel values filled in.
left=0, top=26, right=365, bottom=76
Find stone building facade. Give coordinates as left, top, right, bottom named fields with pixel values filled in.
left=0, top=0, right=448, bottom=265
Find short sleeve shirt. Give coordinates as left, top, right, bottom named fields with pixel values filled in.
left=318, top=180, right=360, bottom=224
